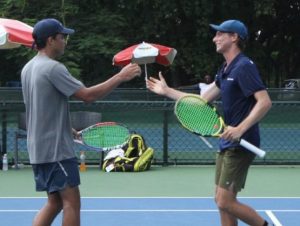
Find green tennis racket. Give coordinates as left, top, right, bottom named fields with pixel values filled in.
left=175, top=95, right=266, bottom=158
left=74, top=122, right=130, bottom=151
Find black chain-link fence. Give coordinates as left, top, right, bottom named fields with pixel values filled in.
left=1, top=88, right=299, bottom=166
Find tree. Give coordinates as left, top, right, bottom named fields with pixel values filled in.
left=0, top=0, right=299, bottom=88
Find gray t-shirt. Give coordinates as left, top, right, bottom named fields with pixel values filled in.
left=21, top=54, right=84, bottom=164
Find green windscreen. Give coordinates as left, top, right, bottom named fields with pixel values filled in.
left=82, top=123, right=129, bottom=148
left=175, top=96, right=222, bottom=136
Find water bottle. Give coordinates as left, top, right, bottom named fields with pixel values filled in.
left=2, top=154, right=8, bottom=171
left=79, top=151, right=86, bottom=172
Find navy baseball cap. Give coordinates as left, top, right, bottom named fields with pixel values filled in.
left=33, top=18, right=74, bottom=40
left=209, top=20, right=248, bottom=40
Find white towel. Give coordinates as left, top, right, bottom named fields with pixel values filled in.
left=104, top=148, right=125, bottom=161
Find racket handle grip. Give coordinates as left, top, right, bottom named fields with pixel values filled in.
left=239, top=139, right=266, bottom=158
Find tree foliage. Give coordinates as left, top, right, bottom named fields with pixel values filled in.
left=0, top=0, right=299, bottom=87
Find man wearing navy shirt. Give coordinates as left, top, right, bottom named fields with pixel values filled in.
left=147, top=20, right=272, bottom=226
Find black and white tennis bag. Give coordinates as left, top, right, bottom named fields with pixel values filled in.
left=102, top=133, right=154, bottom=172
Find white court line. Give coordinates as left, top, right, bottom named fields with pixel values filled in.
left=1, top=196, right=300, bottom=199
left=0, top=209, right=216, bottom=212
left=1, top=209, right=300, bottom=213
left=266, top=210, right=283, bottom=226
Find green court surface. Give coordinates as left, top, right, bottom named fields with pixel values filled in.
left=1, top=165, right=300, bottom=197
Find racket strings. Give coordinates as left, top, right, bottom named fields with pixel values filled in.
left=83, top=125, right=129, bottom=148
left=176, top=99, right=221, bottom=136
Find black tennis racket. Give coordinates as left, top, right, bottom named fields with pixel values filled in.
left=74, top=122, right=130, bottom=151
left=175, top=95, right=266, bottom=158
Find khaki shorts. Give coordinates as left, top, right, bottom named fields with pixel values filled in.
left=215, top=147, right=255, bottom=192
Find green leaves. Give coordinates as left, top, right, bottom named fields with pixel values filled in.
left=0, top=0, right=299, bottom=87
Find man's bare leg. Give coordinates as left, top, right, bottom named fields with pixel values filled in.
left=59, top=185, right=81, bottom=226
left=32, top=192, right=62, bottom=226
left=215, top=186, right=266, bottom=226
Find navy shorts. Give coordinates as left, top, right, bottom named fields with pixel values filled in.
left=32, top=157, right=80, bottom=193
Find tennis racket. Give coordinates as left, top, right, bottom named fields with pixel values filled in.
left=174, top=95, right=266, bottom=158
left=74, top=122, right=130, bottom=151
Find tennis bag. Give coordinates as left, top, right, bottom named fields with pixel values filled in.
left=102, top=133, right=154, bottom=172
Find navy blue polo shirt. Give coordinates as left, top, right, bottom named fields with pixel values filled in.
left=215, top=53, right=266, bottom=151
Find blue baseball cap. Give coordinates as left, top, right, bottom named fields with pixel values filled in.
left=33, top=18, right=74, bottom=40
left=209, top=20, right=248, bottom=40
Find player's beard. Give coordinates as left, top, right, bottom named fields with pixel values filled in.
left=53, top=46, right=65, bottom=58
left=215, top=41, right=232, bottom=54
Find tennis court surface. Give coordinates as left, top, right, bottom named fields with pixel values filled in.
left=1, top=166, right=299, bottom=226
left=1, top=197, right=299, bottom=226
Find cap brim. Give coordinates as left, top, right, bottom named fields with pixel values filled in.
left=209, top=24, right=228, bottom=32
left=209, top=24, right=247, bottom=40
left=61, top=27, right=75, bottom=35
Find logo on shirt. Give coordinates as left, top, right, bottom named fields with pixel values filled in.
left=227, top=77, right=234, bottom=81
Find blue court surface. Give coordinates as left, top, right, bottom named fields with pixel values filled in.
left=0, top=197, right=299, bottom=226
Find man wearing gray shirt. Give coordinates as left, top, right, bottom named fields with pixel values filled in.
left=21, top=18, right=141, bottom=226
